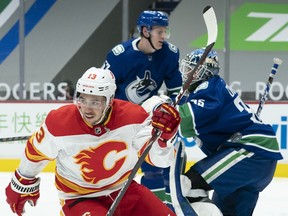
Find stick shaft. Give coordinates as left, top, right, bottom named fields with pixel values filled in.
left=256, top=58, right=282, bottom=116
left=0, top=136, right=30, bottom=142
left=106, top=129, right=161, bottom=216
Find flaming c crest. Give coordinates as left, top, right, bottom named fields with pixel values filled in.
left=74, top=141, right=127, bottom=184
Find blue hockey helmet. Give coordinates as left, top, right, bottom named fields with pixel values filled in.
left=180, top=48, right=220, bottom=85
left=137, top=10, right=169, bottom=33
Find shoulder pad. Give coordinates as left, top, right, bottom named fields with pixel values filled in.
left=112, top=44, right=125, bottom=56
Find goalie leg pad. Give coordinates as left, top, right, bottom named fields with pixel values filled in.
left=191, top=201, right=223, bottom=216
left=170, top=141, right=198, bottom=216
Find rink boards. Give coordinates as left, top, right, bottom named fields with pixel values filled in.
left=0, top=101, right=287, bottom=177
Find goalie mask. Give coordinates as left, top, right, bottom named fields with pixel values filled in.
left=180, top=49, right=220, bottom=86
left=75, top=67, right=117, bottom=125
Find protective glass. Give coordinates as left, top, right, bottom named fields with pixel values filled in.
left=76, top=97, right=105, bottom=109
left=150, top=27, right=171, bottom=39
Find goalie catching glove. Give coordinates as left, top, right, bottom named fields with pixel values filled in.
left=152, top=103, right=181, bottom=148
left=5, top=169, right=40, bottom=215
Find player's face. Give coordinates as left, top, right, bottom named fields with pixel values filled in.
left=150, top=26, right=170, bottom=49
left=76, top=93, right=106, bottom=125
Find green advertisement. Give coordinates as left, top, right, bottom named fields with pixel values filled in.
left=192, top=3, right=288, bottom=51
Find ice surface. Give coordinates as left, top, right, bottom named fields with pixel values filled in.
left=1, top=172, right=287, bottom=215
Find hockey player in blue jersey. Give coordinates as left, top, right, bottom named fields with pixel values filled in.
left=102, top=10, right=182, bottom=209
left=102, top=11, right=181, bottom=103
left=143, top=48, right=283, bottom=215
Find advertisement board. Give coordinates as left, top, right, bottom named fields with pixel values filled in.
left=0, top=101, right=287, bottom=177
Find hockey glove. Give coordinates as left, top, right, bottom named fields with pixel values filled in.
left=152, top=103, right=181, bottom=148
left=5, top=169, right=40, bottom=215
left=142, top=95, right=172, bottom=114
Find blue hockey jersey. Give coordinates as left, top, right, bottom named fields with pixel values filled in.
left=177, top=76, right=283, bottom=160
left=102, top=37, right=182, bottom=104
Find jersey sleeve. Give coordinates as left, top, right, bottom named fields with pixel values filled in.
left=102, top=41, right=133, bottom=84
left=163, top=43, right=182, bottom=96
left=102, top=51, right=125, bottom=82
left=18, top=112, right=60, bottom=177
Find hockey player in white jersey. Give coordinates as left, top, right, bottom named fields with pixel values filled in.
left=5, top=67, right=180, bottom=216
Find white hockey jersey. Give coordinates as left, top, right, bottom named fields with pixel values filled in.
left=18, top=99, right=174, bottom=199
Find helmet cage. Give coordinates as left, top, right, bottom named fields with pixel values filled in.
left=180, top=49, right=220, bottom=85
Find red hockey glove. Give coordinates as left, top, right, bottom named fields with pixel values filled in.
left=152, top=103, right=181, bottom=147
left=5, top=169, right=40, bottom=216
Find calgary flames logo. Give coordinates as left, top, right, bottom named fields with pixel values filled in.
left=74, top=141, right=127, bottom=184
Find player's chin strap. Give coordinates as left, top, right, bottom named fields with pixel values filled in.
left=143, top=33, right=158, bottom=51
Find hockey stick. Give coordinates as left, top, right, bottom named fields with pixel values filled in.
left=106, top=5, right=218, bottom=216
left=174, top=5, right=218, bottom=106
left=0, top=136, right=30, bottom=142
left=106, top=129, right=161, bottom=216
left=256, top=57, right=283, bottom=117
left=170, top=5, right=218, bottom=216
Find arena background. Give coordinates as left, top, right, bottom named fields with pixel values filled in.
left=0, top=0, right=287, bottom=177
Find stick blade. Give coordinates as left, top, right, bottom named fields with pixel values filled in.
left=203, top=6, right=218, bottom=46
left=174, top=6, right=218, bottom=105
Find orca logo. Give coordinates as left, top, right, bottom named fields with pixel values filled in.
left=125, top=70, right=157, bottom=104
